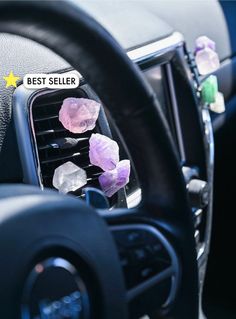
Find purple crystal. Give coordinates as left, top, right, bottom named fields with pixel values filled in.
left=195, top=48, right=220, bottom=75
left=59, top=97, right=101, bottom=133
left=99, top=160, right=131, bottom=197
left=195, top=36, right=216, bottom=54
left=89, top=133, right=119, bottom=171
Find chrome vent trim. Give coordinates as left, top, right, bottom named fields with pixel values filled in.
left=127, top=32, right=184, bottom=64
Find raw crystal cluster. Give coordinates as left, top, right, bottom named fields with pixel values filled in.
left=99, top=160, right=131, bottom=197
left=53, top=161, right=87, bottom=193
left=89, top=133, right=130, bottom=197
left=89, top=133, right=119, bottom=171
left=195, top=36, right=225, bottom=114
left=59, top=97, right=101, bottom=133
left=195, top=36, right=220, bottom=75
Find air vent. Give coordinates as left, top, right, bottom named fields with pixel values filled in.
left=30, top=88, right=116, bottom=202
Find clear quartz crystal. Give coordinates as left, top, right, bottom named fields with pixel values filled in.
left=89, top=133, right=119, bottom=171
left=53, top=161, right=87, bottom=193
left=195, top=48, right=220, bottom=75
left=99, top=160, right=131, bottom=197
left=59, top=97, right=101, bottom=133
left=209, top=92, right=225, bottom=114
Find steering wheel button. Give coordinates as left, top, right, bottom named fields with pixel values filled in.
left=132, top=248, right=148, bottom=264
left=146, top=245, right=171, bottom=264
left=140, top=267, right=154, bottom=279
left=113, top=229, right=145, bottom=247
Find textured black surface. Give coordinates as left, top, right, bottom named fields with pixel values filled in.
left=0, top=34, right=69, bottom=182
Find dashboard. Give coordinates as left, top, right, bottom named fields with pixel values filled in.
left=0, top=1, right=236, bottom=318
left=11, top=28, right=211, bottom=315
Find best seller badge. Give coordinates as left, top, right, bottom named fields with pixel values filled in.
left=23, top=72, right=80, bottom=89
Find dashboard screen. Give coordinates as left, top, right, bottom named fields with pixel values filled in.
left=143, top=65, right=168, bottom=117
left=143, top=64, right=185, bottom=162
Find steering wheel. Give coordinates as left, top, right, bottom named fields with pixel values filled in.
left=0, top=1, right=198, bottom=318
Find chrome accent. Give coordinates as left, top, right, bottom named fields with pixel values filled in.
left=13, top=84, right=42, bottom=187
left=198, top=108, right=214, bottom=264
left=197, top=243, right=206, bottom=260
left=110, top=224, right=180, bottom=308
left=127, top=32, right=184, bottom=63
left=194, top=208, right=203, bottom=228
left=127, top=188, right=142, bottom=208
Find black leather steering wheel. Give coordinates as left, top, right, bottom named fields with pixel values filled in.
left=0, top=1, right=198, bottom=318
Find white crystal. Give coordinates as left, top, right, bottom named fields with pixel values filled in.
left=209, top=92, right=225, bottom=114
left=195, top=48, right=220, bottom=75
left=52, top=161, right=87, bottom=193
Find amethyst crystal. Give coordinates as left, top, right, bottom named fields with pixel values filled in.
left=59, top=97, right=100, bottom=133
left=194, top=36, right=220, bottom=75
left=195, top=36, right=216, bottom=53
left=89, top=133, right=119, bottom=171
left=99, top=160, right=131, bottom=197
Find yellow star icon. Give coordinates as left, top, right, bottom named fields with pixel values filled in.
left=3, top=71, right=21, bottom=88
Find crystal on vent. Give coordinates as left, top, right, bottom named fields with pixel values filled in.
left=59, top=97, right=101, bottom=133
left=201, top=75, right=218, bottom=104
left=89, top=133, right=119, bottom=171
left=195, top=48, right=220, bottom=75
left=52, top=161, right=87, bottom=193
left=98, top=160, right=130, bottom=197
left=195, top=36, right=216, bottom=53
left=194, top=36, right=220, bottom=75
left=209, top=92, right=225, bottom=114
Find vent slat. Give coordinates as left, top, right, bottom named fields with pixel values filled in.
left=34, top=100, right=62, bottom=108
left=38, top=137, right=89, bottom=150
left=36, top=128, right=67, bottom=136
left=41, top=151, right=89, bottom=164
left=43, top=170, right=101, bottom=180
left=34, top=114, right=59, bottom=122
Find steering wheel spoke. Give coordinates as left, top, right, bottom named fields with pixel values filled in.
left=111, top=221, right=179, bottom=317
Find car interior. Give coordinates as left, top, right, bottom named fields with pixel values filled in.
left=0, top=1, right=235, bottom=318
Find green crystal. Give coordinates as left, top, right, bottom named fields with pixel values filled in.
left=201, top=75, right=218, bottom=104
